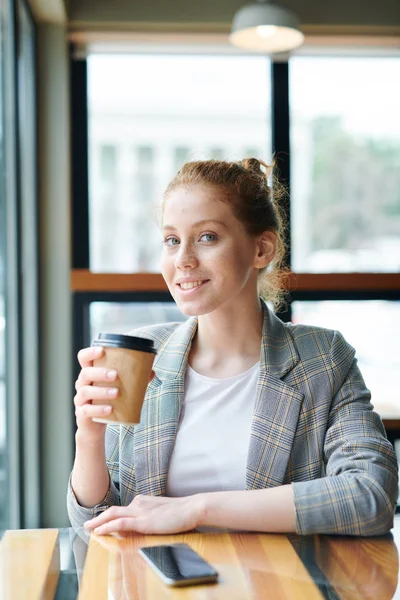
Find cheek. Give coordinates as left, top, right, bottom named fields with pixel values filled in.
left=207, top=244, right=254, bottom=288
left=160, top=251, right=173, bottom=280
left=223, top=241, right=255, bottom=272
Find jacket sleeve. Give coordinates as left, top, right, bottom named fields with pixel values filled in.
left=67, top=425, right=121, bottom=530
left=292, top=331, right=398, bottom=536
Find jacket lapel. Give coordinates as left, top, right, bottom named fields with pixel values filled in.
left=246, top=306, right=304, bottom=489
left=133, top=317, right=198, bottom=496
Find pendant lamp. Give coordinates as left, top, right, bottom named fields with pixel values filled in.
left=230, top=0, right=304, bottom=54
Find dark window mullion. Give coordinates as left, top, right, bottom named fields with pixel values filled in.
left=271, top=60, right=291, bottom=322
left=70, top=47, right=89, bottom=269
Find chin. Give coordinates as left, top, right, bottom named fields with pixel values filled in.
left=176, top=303, right=205, bottom=317
left=175, top=298, right=222, bottom=318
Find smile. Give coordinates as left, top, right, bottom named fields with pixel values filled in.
left=177, top=280, right=209, bottom=291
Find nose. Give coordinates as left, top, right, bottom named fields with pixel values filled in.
left=174, top=242, right=199, bottom=270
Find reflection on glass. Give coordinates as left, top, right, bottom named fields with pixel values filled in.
left=292, top=301, right=400, bottom=416
left=88, top=53, right=271, bottom=272
left=89, top=302, right=187, bottom=344
left=290, top=57, right=400, bottom=272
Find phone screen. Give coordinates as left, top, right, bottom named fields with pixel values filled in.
left=139, top=543, right=218, bottom=585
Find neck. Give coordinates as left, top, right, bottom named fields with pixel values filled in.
left=194, top=295, right=264, bottom=360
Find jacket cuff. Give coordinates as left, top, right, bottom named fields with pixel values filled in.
left=292, top=475, right=395, bottom=536
left=67, top=473, right=120, bottom=530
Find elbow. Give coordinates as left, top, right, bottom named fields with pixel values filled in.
left=356, top=477, right=397, bottom=537
left=358, top=506, right=395, bottom=537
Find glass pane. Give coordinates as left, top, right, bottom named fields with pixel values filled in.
left=291, top=301, right=400, bottom=418
left=87, top=53, right=271, bottom=272
left=290, top=57, right=400, bottom=272
left=89, top=302, right=188, bottom=344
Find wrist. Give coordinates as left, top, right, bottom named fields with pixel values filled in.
left=75, top=428, right=105, bottom=449
left=193, top=493, right=208, bottom=528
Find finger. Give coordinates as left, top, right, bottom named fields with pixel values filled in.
left=74, top=385, right=119, bottom=406
left=76, top=404, right=113, bottom=419
left=94, top=518, right=137, bottom=535
left=77, top=346, right=104, bottom=368
left=84, top=506, right=124, bottom=529
left=76, top=367, right=118, bottom=389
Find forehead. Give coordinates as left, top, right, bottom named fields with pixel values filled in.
left=163, top=184, right=235, bottom=224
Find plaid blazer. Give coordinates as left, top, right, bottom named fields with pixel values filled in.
left=67, top=303, right=398, bottom=536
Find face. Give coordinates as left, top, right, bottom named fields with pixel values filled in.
left=161, top=184, right=274, bottom=316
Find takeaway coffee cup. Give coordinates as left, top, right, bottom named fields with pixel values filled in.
left=91, top=333, right=156, bottom=425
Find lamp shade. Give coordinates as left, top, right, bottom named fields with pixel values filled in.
left=230, top=2, right=304, bottom=53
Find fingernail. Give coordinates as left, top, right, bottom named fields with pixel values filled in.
left=107, top=388, right=118, bottom=397
left=92, top=346, right=102, bottom=356
left=103, top=406, right=112, bottom=414
left=106, top=369, right=117, bottom=380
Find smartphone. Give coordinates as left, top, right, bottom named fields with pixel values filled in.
left=138, top=543, right=219, bottom=587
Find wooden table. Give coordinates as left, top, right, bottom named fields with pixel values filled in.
left=1, top=517, right=399, bottom=599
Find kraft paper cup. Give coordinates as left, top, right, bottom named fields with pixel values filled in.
left=91, top=333, right=156, bottom=426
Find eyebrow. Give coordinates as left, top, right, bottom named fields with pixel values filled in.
left=163, top=219, right=228, bottom=231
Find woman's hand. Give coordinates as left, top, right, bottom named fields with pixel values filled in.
left=74, top=346, right=119, bottom=443
left=83, top=494, right=205, bottom=535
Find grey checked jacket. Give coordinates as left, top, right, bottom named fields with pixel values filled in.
left=67, top=303, right=398, bottom=536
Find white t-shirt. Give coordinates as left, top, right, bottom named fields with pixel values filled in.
left=166, top=361, right=260, bottom=497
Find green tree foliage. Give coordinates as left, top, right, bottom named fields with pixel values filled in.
left=310, top=116, right=400, bottom=253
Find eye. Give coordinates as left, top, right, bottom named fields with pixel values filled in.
left=199, top=233, right=218, bottom=243
left=163, top=236, right=180, bottom=246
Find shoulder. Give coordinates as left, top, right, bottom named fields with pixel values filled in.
left=126, top=321, right=184, bottom=352
left=285, top=321, right=356, bottom=372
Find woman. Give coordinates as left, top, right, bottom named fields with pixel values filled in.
left=68, top=158, right=398, bottom=536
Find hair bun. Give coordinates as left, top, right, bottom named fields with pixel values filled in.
left=240, top=157, right=272, bottom=180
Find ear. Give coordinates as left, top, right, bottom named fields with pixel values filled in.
left=254, top=231, right=276, bottom=269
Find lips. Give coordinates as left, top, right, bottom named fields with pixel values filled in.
left=177, top=279, right=209, bottom=291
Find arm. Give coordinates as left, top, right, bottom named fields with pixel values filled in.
left=199, top=332, right=398, bottom=536
left=83, top=485, right=296, bottom=535
left=71, top=432, right=109, bottom=508
left=291, top=332, right=398, bottom=536
left=196, top=485, right=296, bottom=532
left=67, top=424, right=121, bottom=529
left=67, top=346, right=122, bottom=529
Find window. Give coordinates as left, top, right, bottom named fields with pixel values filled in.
left=72, top=44, right=400, bottom=437
left=292, top=300, right=400, bottom=415
left=0, top=2, right=7, bottom=527
left=174, top=146, right=191, bottom=172
left=90, top=301, right=187, bottom=343
left=0, top=0, right=15, bottom=531
left=99, top=144, right=117, bottom=180
left=87, top=53, right=272, bottom=273
left=0, top=0, right=38, bottom=529
left=290, top=57, right=400, bottom=273
left=17, top=0, right=40, bottom=527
